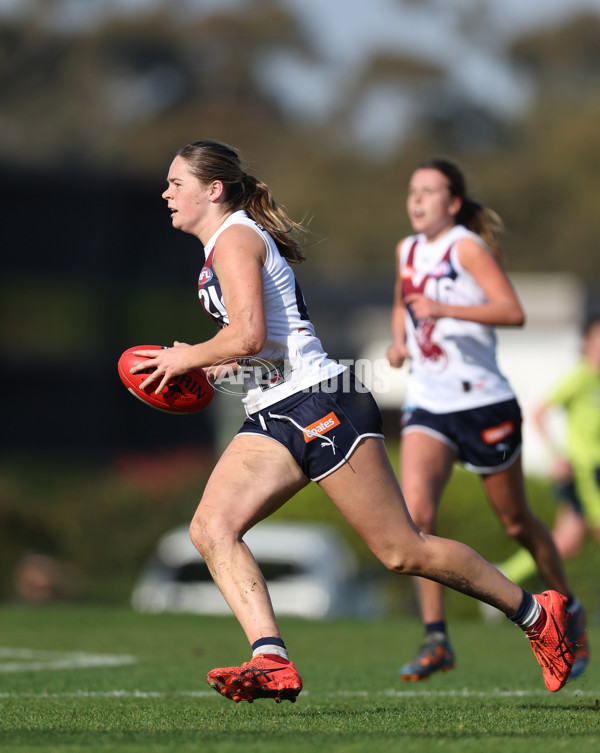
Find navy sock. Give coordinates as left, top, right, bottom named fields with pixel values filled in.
left=565, top=594, right=577, bottom=611
left=509, top=589, right=544, bottom=632
left=252, top=637, right=286, bottom=651
left=425, top=621, right=447, bottom=636
left=509, top=589, right=533, bottom=624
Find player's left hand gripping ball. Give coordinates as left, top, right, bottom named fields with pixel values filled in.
left=117, top=345, right=214, bottom=414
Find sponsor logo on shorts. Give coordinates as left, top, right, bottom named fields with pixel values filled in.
left=304, top=411, right=340, bottom=443
left=481, top=420, right=515, bottom=445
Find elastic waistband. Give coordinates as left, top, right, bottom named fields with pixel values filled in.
left=245, top=371, right=356, bottom=420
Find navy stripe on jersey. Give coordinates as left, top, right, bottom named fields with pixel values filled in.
left=294, top=279, right=310, bottom=321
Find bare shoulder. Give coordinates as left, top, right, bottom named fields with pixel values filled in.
left=455, top=235, right=503, bottom=275
left=216, top=222, right=264, bottom=249
left=214, top=223, right=267, bottom=268
left=455, top=235, right=490, bottom=262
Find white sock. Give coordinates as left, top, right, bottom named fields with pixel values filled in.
left=252, top=644, right=289, bottom=660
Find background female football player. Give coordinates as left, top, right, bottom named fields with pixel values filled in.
left=387, top=158, right=587, bottom=682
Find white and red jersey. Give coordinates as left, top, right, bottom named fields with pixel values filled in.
left=199, top=210, right=344, bottom=413
left=399, top=224, right=514, bottom=413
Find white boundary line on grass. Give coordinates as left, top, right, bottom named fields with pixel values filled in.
left=0, top=647, right=136, bottom=673
left=0, top=648, right=591, bottom=700
left=349, top=687, right=591, bottom=698
left=0, top=688, right=592, bottom=700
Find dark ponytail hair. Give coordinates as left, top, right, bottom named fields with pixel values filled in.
left=176, top=140, right=307, bottom=263
left=418, top=158, right=504, bottom=258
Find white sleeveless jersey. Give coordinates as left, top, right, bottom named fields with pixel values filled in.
left=199, top=210, right=344, bottom=412
left=400, top=224, right=515, bottom=413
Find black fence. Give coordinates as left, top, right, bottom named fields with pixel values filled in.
left=2, top=162, right=215, bottom=459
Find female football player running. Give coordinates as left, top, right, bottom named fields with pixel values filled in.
left=387, top=158, right=587, bottom=683
left=131, top=141, right=573, bottom=703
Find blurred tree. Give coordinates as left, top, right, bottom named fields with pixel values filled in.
left=511, top=12, right=600, bottom=95
left=1, top=4, right=599, bottom=280
left=0, top=1, right=313, bottom=173
left=465, top=13, right=600, bottom=277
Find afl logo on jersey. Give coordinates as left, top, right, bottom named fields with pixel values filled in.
left=432, top=260, right=452, bottom=278
left=198, top=267, right=213, bottom=286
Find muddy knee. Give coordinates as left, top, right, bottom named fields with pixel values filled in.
left=189, top=513, right=224, bottom=558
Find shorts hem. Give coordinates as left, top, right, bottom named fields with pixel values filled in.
left=310, top=433, right=384, bottom=482
left=402, top=424, right=458, bottom=453
left=463, top=445, right=522, bottom=474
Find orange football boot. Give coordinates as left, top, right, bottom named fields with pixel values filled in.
left=399, top=633, right=455, bottom=682
left=207, top=655, right=303, bottom=703
left=527, top=591, right=574, bottom=692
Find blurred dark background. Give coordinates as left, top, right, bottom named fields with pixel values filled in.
left=2, top=164, right=215, bottom=458
left=2, top=0, right=600, bottom=610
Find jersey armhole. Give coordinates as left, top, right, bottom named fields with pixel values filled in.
left=214, top=221, right=269, bottom=269
left=451, top=234, right=489, bottom=276
left=243, top=221, right=270, bottom=268
left=398, top=236, right=416, bottom=268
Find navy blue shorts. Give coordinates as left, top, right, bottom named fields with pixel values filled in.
left=401, top=398, right=522, bottom=473
left=237, top=371, right=384, bottom=481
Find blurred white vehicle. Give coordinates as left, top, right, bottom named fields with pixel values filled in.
left=131, top=521, right=383, bottom=619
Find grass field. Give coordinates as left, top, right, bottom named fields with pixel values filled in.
left=0, top=606, right=598, bottom=752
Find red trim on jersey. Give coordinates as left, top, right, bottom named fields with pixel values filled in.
left=401, top=240, right=454, bottom=298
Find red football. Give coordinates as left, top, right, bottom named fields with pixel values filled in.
left=117, top=345, right=214, bottom=414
